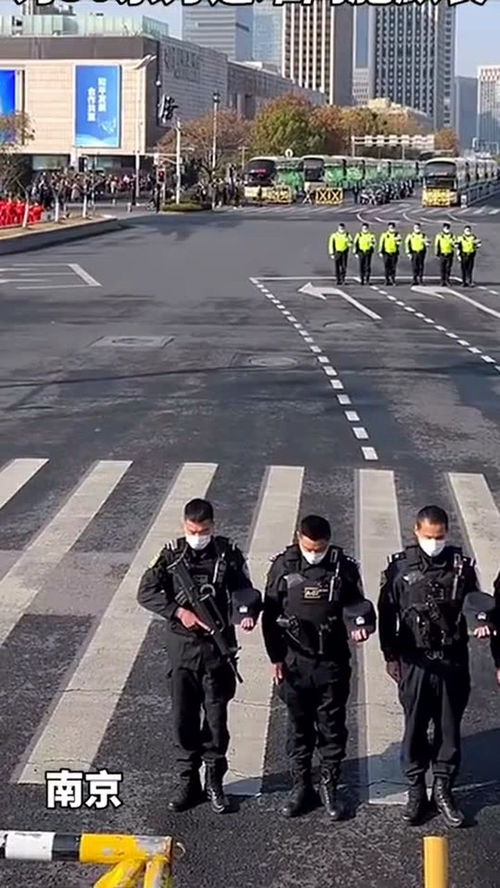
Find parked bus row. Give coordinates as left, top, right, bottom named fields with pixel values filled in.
left=422, top=156, right=499, bottom=207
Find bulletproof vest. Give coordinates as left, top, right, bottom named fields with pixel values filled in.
left=397, top=546, right=467, bottom=653
left=167, top=535, right=231, bottom=598
left=280, top=545, right=343, bottom=655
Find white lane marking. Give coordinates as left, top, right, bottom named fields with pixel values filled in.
left=68, top=264, right=102, bottom=287
left=331, top=379, right=344, bottom=390
left=358, top=469, right=405, bottom=804
left=482, top=355, right=495, bottom=363
left=353, top=427, right=369, bottom=440
left=338, top=394, right=351, bottom=405
left=228, top=466, right=304, bottom=795
left=317, top=356, right=330, bottom=364
left=329, top=287, right=382, bottom=320
left=446, top=286, right=500, bottom=321
left=0, top=460, right=131, bottom=649
left=448, top=473, right=500, bottom=593
left=468, top=347, right=481, bottom=354
left=0, top=458, right=47, bottom=511
left=362, top=447, right=379, bottom=461
left=16, top=462, right=217, bottom=783
left=446, top=332, right=458, bottom=338
left=458, top=339, right=470, bottom=346
left=310, top=345, right=322, bottom=353
left=324, top=367, right=338, bottom=376
left=345, top=410, right=360, bottom=422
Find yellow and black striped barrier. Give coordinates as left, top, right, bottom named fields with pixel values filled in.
left=266, top=186, right=293, bottom=204
left=422, top=189, right=454, bottom=207
left=0, top=831, right=184, bottom=887
left=423, top=836, right=448, bottom=888
left=314, top=187, right=343, bottom=206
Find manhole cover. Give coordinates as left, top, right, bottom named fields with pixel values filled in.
left=92, top=336, right=173, bottom=349
left=247, top=355, right=298, bottom=368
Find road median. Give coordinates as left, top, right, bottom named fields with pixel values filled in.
left=0, top=215, right=123, bottom=254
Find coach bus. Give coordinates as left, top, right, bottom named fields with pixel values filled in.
left=422, top=157, right=468, bottom=206
left=243, top=156, right=278, bottom=197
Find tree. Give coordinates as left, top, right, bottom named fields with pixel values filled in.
left=157, top=110, right=250, bottom=180
left=434, top=128, right=459, bottom=156
left=250, top=95, right=325, bottom=157
left=311, top=105, right=346, bottom=154
left=0, top=112, right=34, bottom=195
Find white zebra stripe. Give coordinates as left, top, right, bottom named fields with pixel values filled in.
left=0, top=458, right=47, bottom=511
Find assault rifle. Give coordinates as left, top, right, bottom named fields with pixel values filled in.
left=170, top=555, right=243, bottom=683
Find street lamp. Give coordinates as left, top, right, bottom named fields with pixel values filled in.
left=212, top=90, right=221, bottom=184
left=133, top=54, right=157, bottom=204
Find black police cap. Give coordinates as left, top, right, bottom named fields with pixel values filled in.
left=343, top=599, right=376, bottom=634
left=463, top=591, right=496, bottom=630
left=231, top=587, right=262, bottom=624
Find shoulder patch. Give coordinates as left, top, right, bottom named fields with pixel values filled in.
left=344, top=554, right=358, bottom=566
left=389, top=551, right=406, bottom=564
left=269, top=550, right=285, bottom=563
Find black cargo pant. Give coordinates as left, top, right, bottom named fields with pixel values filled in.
left=382, top=252, right=398, bottom=284
left=166, top=631, right=237, bottom=781
left=460, top=253, right=475, bottom=285
left=278, top=652, right=351, bottom=779
left=334, top=251, right=348, bottom=284
left=358, top=250, right=373, bottom=283
left=410, top=250, right=425, bottom=283
left=439, top=254, right=453, bottom=285
left=398, top=658, right=470, bottom=786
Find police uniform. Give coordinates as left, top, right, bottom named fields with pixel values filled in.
left=456, top=231, right=481, bottom=286
left=262, top=543, right=375, bottom=818
left=328, top=229, right=352, bottom=284
left=353, top=229, right=376, bottom=284
left=405, top=231, right=429, bottom=285
left=491, top=571, right=500, bottom=671
left=137, top=535, right=260, bottom=812
left=378, top=229, right=401, bottom=285
left=378, top=543, right=480, bottom=825
left=434, top=230, right=455, bottom=286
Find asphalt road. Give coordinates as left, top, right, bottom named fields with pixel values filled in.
left=0, top=193, right=499, bottom=888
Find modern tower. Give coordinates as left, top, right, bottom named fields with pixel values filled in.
left=477, top=66, right=500, bottom=149
left=253, top=2, right=283, bottom=72
left=455, top=76, right=478, bottom=151
left=282, top=0, right=353, bottom=107
left=183, top=2, right=253, bottom=62
left=369, top=3, right=456, bottom=129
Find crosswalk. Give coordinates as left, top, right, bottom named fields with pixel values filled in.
left=0, top=457, right=498, bottom=805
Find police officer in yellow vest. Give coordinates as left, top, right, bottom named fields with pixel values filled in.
left=456, top=225, right=481, bottom=287
left=434, top=223, right=455, bottom=287
left=379, top=222, right=402, bottom=286
left=328, top=223, right=352, bottom=285
left=405, top=224, right=429, bottom=286
left=353, top=223, right=376, bottom=285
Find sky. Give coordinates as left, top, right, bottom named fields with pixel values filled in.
left=0, top=0, right=499, bottom=78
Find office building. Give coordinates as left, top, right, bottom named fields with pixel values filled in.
left=369, top=4, right=456, bottom=130
left=477, top=66, right=500, bottom=148
left=182, top=2, right=253, bottom=62
left=353, top=5, right=369, bottom=105
left=455, top=76, right=477, bottom=151
left=282, top=0, right=353, bottom=106
left=253, top=3, right=283, bottom=72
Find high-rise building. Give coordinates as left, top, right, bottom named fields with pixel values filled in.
left=282, top=0, right=353, bottom=106
left=369, top=4, right=455, bottom=130
left=182, top=2, right=253, bottom=62
left=455, top=76, right=478, bottom=151
left=253, top=3, right=283, bottom=72
left=353, top=6, right=370, bottom=106
left=477, top=66, right=500, bottom=149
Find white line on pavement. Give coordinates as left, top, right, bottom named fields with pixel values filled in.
left=446, top=287, right=500, bottom=321
left=228, top=465, right=304, bottom=795
left=0, top=461, right=131, bottom=650
left=16, top=462, right=216, bottom=784
left=357, top=469, right=405, bottom=805
left=0, top=458, right=47, bottom=511
left=331, top=287, right=382, bottom=320
left=448, top=473, right=500, bottom=593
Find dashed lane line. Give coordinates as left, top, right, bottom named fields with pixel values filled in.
left=370, top=284, right=500, bottom=374
left=249, top=277, right=378, bottom=462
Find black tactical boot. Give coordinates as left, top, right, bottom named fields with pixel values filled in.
left=205, top=765, right=230, bottom=814
left=402, top=781, right=428, bottom=826
left=432, top=778, right=464, bottom=828
left=168, top=772, right=205, bottom=812
left=319, top=769, right=344, bottom=821
left=281, top=775, right=316, bottom=818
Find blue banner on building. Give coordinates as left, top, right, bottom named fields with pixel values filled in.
left=0, top=70, right=17, bottom=116
left=75, top=65, right=121, bottom=149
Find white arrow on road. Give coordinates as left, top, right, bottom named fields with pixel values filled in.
left=298, top=282, right=381, bottom=320
left=413, top=284, right=500, bottom=320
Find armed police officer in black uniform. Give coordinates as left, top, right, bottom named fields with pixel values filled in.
left=378, top=505, right=492, bottom=828
left=262, top=514, right=375, bottom=820
left=137, top=498, right=261, bottom=814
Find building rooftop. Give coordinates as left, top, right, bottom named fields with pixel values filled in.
left=0, top=12, right=169, bottom=39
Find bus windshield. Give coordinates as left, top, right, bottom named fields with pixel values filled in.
left=424, top=161, right=457, bottom=179
left=303, top=158, right=325, bottom=182
left=244, top=159, right=276, bottom=185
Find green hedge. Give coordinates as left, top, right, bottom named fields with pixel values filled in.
left=162, top=201, right=212, bottom=213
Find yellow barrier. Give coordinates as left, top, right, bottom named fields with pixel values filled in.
left=423, top=836, right=449, bottom=888
left=0, top=831, right=184, bottom=888
left=266, top=187, right=293, bottom=204
left=422, top=189, right=454, bottom=207
left=314, top=187, right=343, bottom=206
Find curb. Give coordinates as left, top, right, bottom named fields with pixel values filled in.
left=0, top=217, right=124, bottom=254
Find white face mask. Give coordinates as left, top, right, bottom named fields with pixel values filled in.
left=418, top=537, right=446, bottom=558
left=186, top=533, right=212, bottom=551
left=300, top=547, right=327, bottom=566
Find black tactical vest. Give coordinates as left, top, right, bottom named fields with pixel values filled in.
left=280, top=545, right=343, bottom=655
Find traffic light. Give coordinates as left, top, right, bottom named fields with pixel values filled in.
left=158, top=95, right=178, bottom=125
